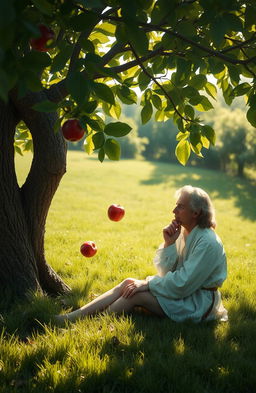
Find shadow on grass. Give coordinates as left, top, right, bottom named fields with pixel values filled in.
left=0, top=281, right=92, bottom=340
left=76, top=302, right=256, bottom=393
left=140, top=161, right=256, bottom=221
left=2, top=296, right=256, bottom=393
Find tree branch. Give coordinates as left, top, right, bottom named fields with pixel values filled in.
left=98, top=46, right=169, bottom=76
left=102, top=14, right=256, bottom=67
left=46, top=46, right=167, bottom=102
left=222, top=34, right=256, bottom=54
left=129, top=44, right=188, bottom=121
left=101, top=42, right=126, bottom=66
left=68, top=7, right=118, bottom=74
left=240, top=48, right=256, bottom=78
left=56, top=28, right=65, bottom=45
left=144, top=24, right=256, bottom=66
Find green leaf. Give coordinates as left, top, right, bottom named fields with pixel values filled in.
left=155, top=110, right=166, bottom=122
left=14, top=145, right=23, bottom=156
left=141, top=102, right=153, bottom=124
left=104, top=122, right=132, bottom=137
left=24, top=140, right=33, bottom=152
left=176, top=131, right=189, bottom=141
left=80, top=100, right=98, bottom=114
left=95, top=22, right=116, bottom=36
left=124, top=24, right=148, bottom=55
left=31, top=0, right=53, bottom=15
left=224, top=13, right=243, bottom=33
left=232, top=82, right=251, bottom=97
left=92, top=132, right=105, bottom=149
left=138, top=71, right=151, bottom=91
left=32, top=100, right=59, bottom=112
left=109, top=102, right=121, bottom=119
left=151, top=94, right=162, bottom=110
left=79, top=38, right=95, bottom=53
left=82, top=116, right=102, bottom=132
left=79, top=0, right=104, bottom=9
left=175, top=58, right=192, bottom=85
left=105, top=138, right=121, bottom=160
left=247, top=94, right=256, bottom=110
left=210, top=16, right=226, bottom=47
left=189, top=74, right=207, bottom=90
left=69, top=11, right=98, bottom=32
left=84, top=133, right=94, bottom=155
left=189, top=94, right=203, bottom=106
left=116, top=86, right=137, bottom=105
left=92, top=82, right=115, bottom=105
left=222, top=83, right=233, bottom=105
left=191, top=142, right=203, bottom=156
left=227, top=65, right=240, bottom=85
left=115, top=22, right=127, bottom=44
left=201, top=136, right=210, bottom=149
left=175, top=139, right=191, bottom=166
left=184, top=105, right=195, bottom=119
left=151, top=1, right=170, bottom=24
left=51, top=46, right=72, bottom=73
left=183, top=86, right=199, bottom=99
left=177, top=118, right=185, bottom=132
left=201, top=125, right=215, bottom=145
left=25, top=72, right=42, bottom=92
left=246, top=107, right=256, bottom=128
left=195, top=96, right=213, bottom=112
left=207, top=58, right=225, bottom=75
left=190, top=126, right=201, bottom=147
left=66, top=72, right=90, bottom=105
left=204, top=82, right=217, bottom=99
left=22, top=52, right=51, bottom=72
left=161, top=32, right=177, bottom=51
left=176, top=21, right=196, bottom=38
left=98, top=147, right=105, bottom=162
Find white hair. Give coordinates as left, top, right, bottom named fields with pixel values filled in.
left=175, top=185, right=216, bottom=228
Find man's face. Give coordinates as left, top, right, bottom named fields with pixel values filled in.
left=172, top=192, right=198, bottom=229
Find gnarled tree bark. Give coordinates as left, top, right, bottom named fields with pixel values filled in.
left=0, top=91, right=71, bottom=304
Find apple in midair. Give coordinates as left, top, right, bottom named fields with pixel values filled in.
left=80, top=241, right=97, bottom=257
left=30, top=24, right=55, bottom=52
left=62, top=119, right=85, bottom=142
left=108, top=204, right=125, bottom=222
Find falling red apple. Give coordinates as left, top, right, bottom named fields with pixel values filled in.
left=61, top=119, right=85, bottom=142
left=80, top=241, right=97, bottom=257
left=108, top=204, right=125, bottom=222
left=30, top=24, right=55, bottom=52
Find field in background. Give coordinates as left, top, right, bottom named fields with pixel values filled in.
left=1, top=151, right=256, bottom=392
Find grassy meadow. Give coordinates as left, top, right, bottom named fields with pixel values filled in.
left=1, top=151, right=256, bottom=393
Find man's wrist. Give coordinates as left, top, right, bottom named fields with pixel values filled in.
left=163, top=240, right=174, bottom=248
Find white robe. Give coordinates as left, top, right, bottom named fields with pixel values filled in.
left=148, top=226, right=228, bottom=322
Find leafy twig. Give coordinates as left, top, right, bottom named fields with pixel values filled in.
left=129, top=43, right=188, bottom=122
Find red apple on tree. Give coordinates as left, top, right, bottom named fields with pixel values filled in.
left=61, top=119, right=85, bottom=142
left=108, top=204, right=125, bottom=222
left=80, top=241, right=97, bottom=258
left=30, top=24, right=55, bottom=52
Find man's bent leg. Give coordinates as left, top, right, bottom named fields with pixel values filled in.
left=107, top=291, right=166, bottom=317
left=55, top=278, right=136, bottom=323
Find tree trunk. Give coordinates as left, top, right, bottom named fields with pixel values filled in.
left=0, top=92, right=71, bottom=304
left=237, top=159, right=244, bottom=177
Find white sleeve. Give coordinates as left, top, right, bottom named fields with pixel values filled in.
left=153, top=243, right=179, bottom=277
left=149, top=237, right=223, bottom=299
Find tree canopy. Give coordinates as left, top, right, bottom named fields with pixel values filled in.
left=1, top=0, right=256, bottom=165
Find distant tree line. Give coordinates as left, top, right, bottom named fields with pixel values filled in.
left=69, top=99, right=256, bottom=178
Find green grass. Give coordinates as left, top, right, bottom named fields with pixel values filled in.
left=1, top=151, right=256, bottom=393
